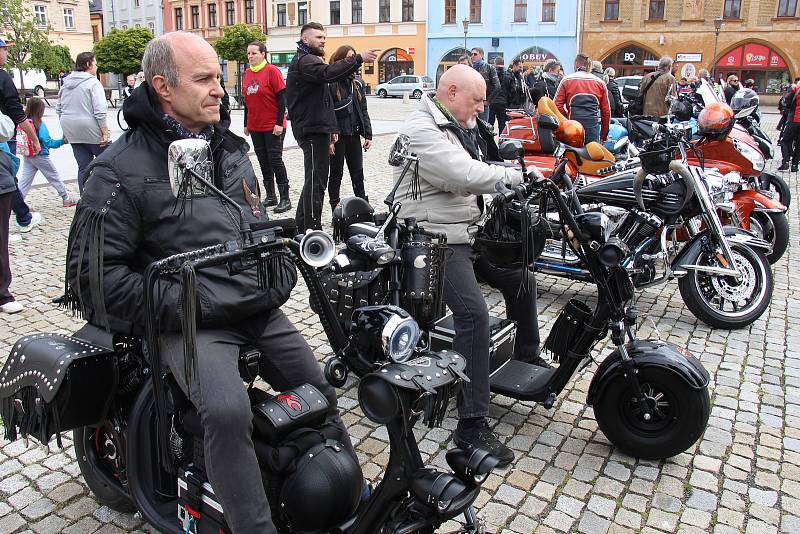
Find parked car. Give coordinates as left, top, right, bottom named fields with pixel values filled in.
left=374, top=75, right=434, bottom=99
left=10, top=68, right=49, bottom=97
left=616, top=75, right=643, bottom=103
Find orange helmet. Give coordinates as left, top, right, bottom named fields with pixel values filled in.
left=555, top=119, right=585, bottom=147
left=697, top=101, right=734, bottom=138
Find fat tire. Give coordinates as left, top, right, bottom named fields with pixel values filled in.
left=73, top=426, right=136, bottom=512
left=750, top=211, right=789, bottom=264
left=678, top=243, right=773, bottom=329
left=593, top=367, right=710, bottom=459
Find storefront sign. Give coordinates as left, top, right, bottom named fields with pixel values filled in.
left=643, top=59, right=660, bottom=67
left=381, top=48, right=414, bottom=63
left=716, top=43, right=787, bottom=70
left=769, top=51, right=786, bottom=68
left=677, top=53, right=702, bottom=63
left=516, top=46, right=558, bottom=65
left=408, top=47, right=415, bottom=55
left=742, top=43, right=769, bottom=67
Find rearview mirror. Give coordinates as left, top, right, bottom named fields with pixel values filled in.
left=167, top=139, right=212, bottom=198
left=498, top=139, right=524, bottom=161
left=388, top=134, right=413, bottom=166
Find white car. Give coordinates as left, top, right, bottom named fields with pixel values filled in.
left=374, top=75, right=434, bottom=99
left=10, top=68, right=49, bottom=97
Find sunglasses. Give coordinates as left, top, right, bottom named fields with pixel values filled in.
left=471, top=52, right=480, bottom=56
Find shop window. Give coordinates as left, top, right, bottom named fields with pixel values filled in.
left=514, top=0, right=527, bottom=22
left=604, top=0, right=619, bottom=20
left=542, top=0, right=555, bottom=21
left=444, top=0, right=456, bottom=24
left=470, top=0, right=481, bottom=23
left=723, top=0, right=741, bottom=18
left=777, top=0, right=797, bottom=17
left=648, top=0, right=665, bottom=19
left=601, top=44, right=659, bottom=76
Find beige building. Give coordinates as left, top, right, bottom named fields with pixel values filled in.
left=31, top=0, right=95, bottom=61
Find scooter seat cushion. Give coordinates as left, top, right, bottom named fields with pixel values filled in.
left=565, top=142, right=616, bottom=176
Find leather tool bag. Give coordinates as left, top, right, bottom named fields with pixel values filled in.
left=312, top=269, right=388, bottom=330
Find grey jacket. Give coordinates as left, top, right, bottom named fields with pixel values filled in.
left=393, top=95, right=523, bottom=244
left=57, top=71, right=108, bottom=144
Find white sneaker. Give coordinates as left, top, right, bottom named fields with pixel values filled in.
left=0, top=301, right=24, bottom=314
left=18, top=212, right=42, bottom=233
left=9, top=233, right=22, bottom=244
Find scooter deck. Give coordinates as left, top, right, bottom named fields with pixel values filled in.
left=489, top=360, right=558, bottom=402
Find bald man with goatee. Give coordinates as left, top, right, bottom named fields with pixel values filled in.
left=393, top=64, right=546, bottom=468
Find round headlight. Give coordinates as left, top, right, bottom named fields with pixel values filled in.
left=382, top=314, right=420, bottom=363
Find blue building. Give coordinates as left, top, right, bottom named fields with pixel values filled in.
left=426, top=0, right=579, bottom=82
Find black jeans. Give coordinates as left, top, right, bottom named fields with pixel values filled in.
left=160, top=309, right=354, bottom=534
left=72, top=143, right=108, bottom=194
left=444, top=244, right=540, bottom=419
left=780, top=121, right=800, bottom=165
left=295, top=133, right=331, bottom=232
left=250, top=130, right=288, bottom=189
left=577, top=119, right=601, bottom=144
left=488, top=104, right=507, bottom=134
left=328, top=134, right=366, bottom=207
left=0, top=192, right=13, bottom=305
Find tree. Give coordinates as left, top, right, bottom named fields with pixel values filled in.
left=1, top=0, right=49, bottom=92
left=28, top=43, right=73, bottom=79
left=213, top=24, right=267, bottom=95
left=94, top=27, right=153, bottom=76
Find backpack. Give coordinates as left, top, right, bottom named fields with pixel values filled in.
left=627, top=72, right=664, bottom=116
left=15, top=119, right=38, bottom=157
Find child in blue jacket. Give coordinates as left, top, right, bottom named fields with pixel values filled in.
left=19, top=97, right=78, bottom=206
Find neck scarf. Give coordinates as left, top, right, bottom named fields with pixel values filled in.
left=250, top=59, right=268, bottom=73
left=160, top=113, right=214, bottom=142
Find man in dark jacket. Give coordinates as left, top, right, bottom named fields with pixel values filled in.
left=604, top=67, right=624, bottom=118
left=724, top=74, right=740, bottom=104
left=531, top=59, right=561, bottom=105
left=503, top=59, right=528, bottom=110
left=488, top=58, right=508, bottom=133
left=470, top=47, right=500, bottom=122
left=66, top=32, right=354, bottom=534
left=286, top=22, right=378, bottom=231
left=778, top=81, right=800, bottom=172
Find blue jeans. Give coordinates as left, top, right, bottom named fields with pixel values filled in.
left=71, top=143, right=108, bottom=194
left=578, top=119, right=601, bottom=145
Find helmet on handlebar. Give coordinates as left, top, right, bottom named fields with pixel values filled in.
left=697, top=101, right=734, bottom=139
left=670, top=99, right=693, bottom=122
left=730, top=88, right=759, bottom=117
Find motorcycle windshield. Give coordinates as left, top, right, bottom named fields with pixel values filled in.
left=696, top=79, right=722, bottom=107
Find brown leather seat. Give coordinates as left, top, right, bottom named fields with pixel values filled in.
left=564, top=142, right=616, bottom=176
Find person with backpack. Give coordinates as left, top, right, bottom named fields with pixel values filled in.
left=640, top=57, right=675, bottom=117
left=17, top=97, right=78, bottom=206
left=778, top=80, right=800, bottom=172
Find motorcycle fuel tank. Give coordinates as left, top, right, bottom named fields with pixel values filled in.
left=577, top=169, right=688, bottom=215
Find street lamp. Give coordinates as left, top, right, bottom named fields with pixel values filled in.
left=711, top=17, right=723, bottom=84
left=462, top=18, right=469, bottom=56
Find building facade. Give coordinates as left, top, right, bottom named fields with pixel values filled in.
left=103, top=0, right=165, bottom=36
left=29, top=0, right=94, bottom=61
left=427, top=0, right=579, bottom=83
left=266, top=0, right=428, bottom=92
left=580, top=0, right=799, bottom=101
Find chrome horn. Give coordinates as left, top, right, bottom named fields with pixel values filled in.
left=299, top=229, right=336, bottom=267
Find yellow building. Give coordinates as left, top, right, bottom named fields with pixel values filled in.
left=266, top=0, right=427, bottom=93
left=32, top=0, right=95, bottom=62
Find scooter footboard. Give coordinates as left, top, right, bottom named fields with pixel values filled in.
left=0, top=333, right=117, bottom=446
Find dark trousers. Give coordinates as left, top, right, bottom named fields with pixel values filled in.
left=0, top=192, right=13, bottom=305
left=443, top=244, right=540, bottom=419
left=295, top=134, right=331, bottom=232
left=250, top=130, right=289, bottom=190
left=7, top=140, right=32, bottom=227
left=328, top=134, right=366, bottom=208
left=781, top=121, right=800, bottom=165
left=488, top=104, right=507, bottom=134
left=577, top=119, right=602, bottom=144
left=160, top=308, right=354, bottom=534
left=71, top=143, right=108, bottom=194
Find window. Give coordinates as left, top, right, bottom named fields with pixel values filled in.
left=175, top=7, right=183, bottom=29
left=208, top=4, right=217, bottom=27
left=298, top=1, right=307, bottom=25
left=34, top=5, right=47, bottom=25
left=135, top=0, right=139, bottom=6
left=514, top=0, right=527, bottom=22
left=277, top=3, right=286, bottom=26
left=469, top=0, right=481, bottom=23
left=402, top=0, right=413, bottom=21
left=191, top=5, right=199, bottom=28
left=330, top=1, right=340, bottom=24
left=648, top=0, right=665, bottom=19
left=604, top=0, right=619, bottom=20
left=64, top=8, right=75, bottom=28
left=351, top=0, right=361, bottom=23
left=723, top=0, right=741, bottom=18
left=444, top=0, right=456, bottom=23
left=245, top=0, right=254, bottom=23
left=226, top=1, right=235, bottom=25
left=379, top=0, right=390, bottom=22
left=777, top=0, right=797, bottom=17
left=542, top=0, right=555, bottom=21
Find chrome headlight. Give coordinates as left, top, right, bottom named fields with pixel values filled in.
left=382, top=313, right=420, bottom=363
left=350, top=305, right=421, bottom=366
left=733, top=138, right=765, bottom=173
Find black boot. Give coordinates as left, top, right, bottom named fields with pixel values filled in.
left=453, top=418, right=514, bottom=467
left=274, top=184, right=292, bottom=214
left=329, top=198, right=340, bottom=213
left=264, top=177, right=278, bottom=207
left=778, top=161, right=790, bottom=171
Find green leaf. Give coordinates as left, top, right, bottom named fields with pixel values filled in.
left=94, top=27, right=154, bottom=76
left=212, top=24, right=267, bottom=63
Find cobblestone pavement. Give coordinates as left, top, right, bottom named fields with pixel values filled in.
left=1, top=106, right=799, bottom=534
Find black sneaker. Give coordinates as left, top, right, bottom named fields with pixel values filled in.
left=453, top=419, right=514, bottom=467
left=792, top=165, right=799, bottom=172
left=777, top=162, right=790, bottom=171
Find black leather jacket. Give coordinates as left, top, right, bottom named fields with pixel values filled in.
left=66, top=83, right=297, bottom=335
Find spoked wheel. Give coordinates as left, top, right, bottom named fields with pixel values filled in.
left=678, top=242, right=773, bottom=329
left=748, top=211, right=789, bottom=264
left=594, top=367, right=710, bottom=459
left=74, top=420, right=135, bottom=512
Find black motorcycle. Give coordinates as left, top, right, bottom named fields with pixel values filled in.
left=0, top=139, right=495, bottom=534
left=322, top=135, right=711, bottom=460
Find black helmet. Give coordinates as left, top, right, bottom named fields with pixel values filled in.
left=670, top=99, right=693, bottom=122
left=474, top=198, right=547, bottom=267
left=730, top=88, right=759, bottom=116
left=279, top=440, right=363, bottom=531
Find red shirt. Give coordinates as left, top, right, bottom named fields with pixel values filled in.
left=243, top=64, right=287, bottom=131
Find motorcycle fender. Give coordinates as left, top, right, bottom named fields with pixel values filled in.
left=673, top=227, right=770, bottom=272
left=586, top=339, right=709, bottom=406
left=734, top=189, right=787, bottom=213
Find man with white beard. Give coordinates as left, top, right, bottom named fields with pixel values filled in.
left=393, top=65, right=546, bottom=467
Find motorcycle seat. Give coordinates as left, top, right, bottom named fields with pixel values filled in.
left=563, top=142, right=616, bottom=176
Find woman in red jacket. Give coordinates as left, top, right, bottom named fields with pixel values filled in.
left=243, top=41, right=291, bottom=213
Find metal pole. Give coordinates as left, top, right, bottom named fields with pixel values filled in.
left=711, top=31, right=719, bottom=84
left=464, top=31, right=467, bottom=54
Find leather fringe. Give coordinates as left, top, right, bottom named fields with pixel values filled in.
left=1, top=387, right=63, bottom=448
